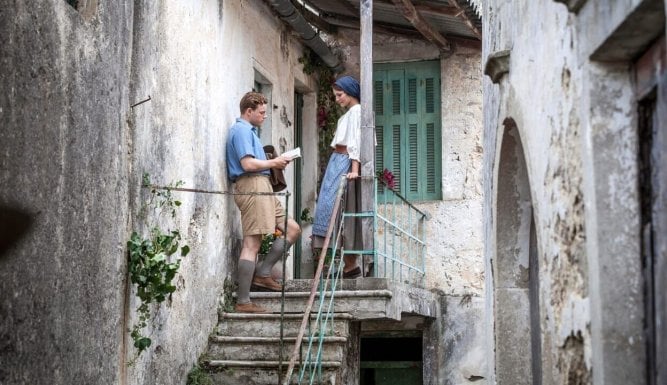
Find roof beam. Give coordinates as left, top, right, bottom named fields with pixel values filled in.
left=448, top=0, right=482, bottom=39
left=372, top=0, right=460, bottom=16
left=389, top=0, right=451, bottom=51
left=320, top=12, right=422, bottom=36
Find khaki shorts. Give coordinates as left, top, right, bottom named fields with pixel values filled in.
left=233, top=175, right=285, bottom=236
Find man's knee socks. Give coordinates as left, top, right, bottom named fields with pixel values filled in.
left=256, top=238, right=290, bottom=277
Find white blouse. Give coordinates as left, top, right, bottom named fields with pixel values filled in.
left=330, top=104, right=361, bottom=161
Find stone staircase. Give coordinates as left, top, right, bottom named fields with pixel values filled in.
left=201, top=279, right=437, bottom=384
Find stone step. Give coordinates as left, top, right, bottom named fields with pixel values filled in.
left=208, top=335, right=347, bottom=361
left=206, top=360, right=340, bottom=385
left=284, top=278, right=391, bottom=292
left=217, top=312, right=352, bottom=338
left=246, top=289, right=393, bottom=319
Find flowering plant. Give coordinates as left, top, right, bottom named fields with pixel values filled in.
left=260, top=229, right=283, bottom=255
left=376, top=168, right=396, bottom=190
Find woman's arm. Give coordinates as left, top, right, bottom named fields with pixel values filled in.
left=347, top=159, right=360, bottom=179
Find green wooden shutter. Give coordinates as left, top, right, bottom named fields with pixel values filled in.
left=374, top=77, right=385, bottom=195
left=374, top=61, right=441, bottom=201
left=413, top=66, right=441, bottom=201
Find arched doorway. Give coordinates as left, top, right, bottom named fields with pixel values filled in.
left=493, top=118, right=541, bottom=385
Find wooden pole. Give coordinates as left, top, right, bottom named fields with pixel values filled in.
left=359, top=0, right=375, bottom=256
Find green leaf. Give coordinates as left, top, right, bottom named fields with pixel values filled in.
left=174, top=200, right=181, bottom=206
left=135, top=336, right=152, bottom=351
left=168, top=243, right=179, bottom=255
left=181, top=245, right=190, bottom=256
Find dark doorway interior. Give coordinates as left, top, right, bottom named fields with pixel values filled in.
left=293, top=92, right=303, bottom=278
left=636, top=33, right=667, bottom=385
left=360, top=336, right=422, bottom=385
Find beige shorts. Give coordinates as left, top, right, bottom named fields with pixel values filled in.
left=233, top=175, right=285, bottom=236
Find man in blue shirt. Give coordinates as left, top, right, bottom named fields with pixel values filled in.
left=226, top=92, right=301, bottom=313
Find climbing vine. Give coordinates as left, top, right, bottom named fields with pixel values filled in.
left=298, top=49, right=345, bottom=187
left=127, top=173, right=190, bottom=358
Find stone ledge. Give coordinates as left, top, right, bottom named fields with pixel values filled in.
left=483, top=50, right=511, bottom=84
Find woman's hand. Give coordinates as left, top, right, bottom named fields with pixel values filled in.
left=346, top=171, right=359, bottom=179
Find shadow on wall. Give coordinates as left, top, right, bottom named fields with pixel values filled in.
left=0, top=204, right=34, bottom=258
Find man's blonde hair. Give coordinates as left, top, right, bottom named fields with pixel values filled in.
left=240, top=92, right=268, bottom=114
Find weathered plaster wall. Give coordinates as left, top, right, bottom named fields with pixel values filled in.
left=426, top=48, right=484, bottom=297
left=0, top=2, right=133, bottom=384
left=1, top=1, right=317, bottom=384
left=127, top=2, right=231, bottom=383
left=334, top=28, right=486, bottom=384
left=128, top=0, right=317, bottom=383
left=483, top=0, right=653, bottom=384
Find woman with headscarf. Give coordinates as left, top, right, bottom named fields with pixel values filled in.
left=311, top=75, right=363, bottom=279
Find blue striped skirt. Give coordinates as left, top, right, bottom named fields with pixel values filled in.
left=312, top=152, right=351, bottom=237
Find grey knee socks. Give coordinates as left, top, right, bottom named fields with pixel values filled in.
left=256, top=238, right=290, bottom=277
left=237, top=259, right=256, bottom=304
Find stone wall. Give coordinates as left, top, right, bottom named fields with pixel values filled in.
left=0, top=1, right=317, bottom=384
left=483, top=0, right=661, bottom=384
left=0, top=2, right=133, bottom=384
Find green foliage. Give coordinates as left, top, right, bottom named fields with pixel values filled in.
left=186, top=364, right=213, bottom=385
left=300, top=207, right=314, bottom=224
left=259, top=233, right=275, bottom=255
left=142, top=172, right=184, bottom=218
left=259, top=229, right=282, bottom=255
left=221, top=277, right=237, bottom=313
left=127, top=174, right=189, bottom=357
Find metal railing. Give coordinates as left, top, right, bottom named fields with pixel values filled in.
left=372, top=178, right=428, bottom=286
left=283, top=176, right=428, bottom=384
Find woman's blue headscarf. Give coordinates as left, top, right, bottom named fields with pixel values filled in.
left=334, top=76, right=360, bottom=101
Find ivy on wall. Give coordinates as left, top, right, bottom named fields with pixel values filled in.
left=126, top=174, right=190, bottom=362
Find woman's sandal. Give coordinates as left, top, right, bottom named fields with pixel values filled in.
left=342, top=266, right=362, bottom=279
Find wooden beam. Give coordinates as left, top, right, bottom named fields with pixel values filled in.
left=374, top=0, right=460, bottom=16
left=321, top=12, right=423, bottom=37
left=389, top=0, right=451, bottom=52
left=340, top=0, right=362, bottom=16
left=413, top=4, right=459, bottom=16
left=448, top=0, right=482, bottom=39
left=359, top=0, right=375, bottom=268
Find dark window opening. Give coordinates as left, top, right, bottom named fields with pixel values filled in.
left=66, top=0, right=78, bottom=8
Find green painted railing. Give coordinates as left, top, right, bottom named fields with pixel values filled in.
left=371, top=177, right=428, bottom=286
left=282, top=176, right=428, bottom=384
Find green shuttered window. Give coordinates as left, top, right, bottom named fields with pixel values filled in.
left=374, top=61, right=442, bottom=201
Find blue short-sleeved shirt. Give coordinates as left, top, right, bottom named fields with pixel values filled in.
left=226, top=118, right=269, bottom=182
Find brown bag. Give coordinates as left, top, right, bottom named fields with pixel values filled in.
left=263, top=145, right=287, bottom=192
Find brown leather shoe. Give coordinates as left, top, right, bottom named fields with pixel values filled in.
left=252, top=275, right=283, bottom=292
left=234, top=302, right=268, bottom=313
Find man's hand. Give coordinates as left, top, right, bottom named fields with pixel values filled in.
left=271, top=155, right=291, bottom=170
left=240, top=155, right=291, bottom=172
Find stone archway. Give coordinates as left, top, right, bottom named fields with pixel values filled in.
left=493, top=118, right=541, bottom=385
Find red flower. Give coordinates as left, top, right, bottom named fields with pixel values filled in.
left=317, top=106, right=328, bottom=128
left=377, top=168, right=396, bottom=190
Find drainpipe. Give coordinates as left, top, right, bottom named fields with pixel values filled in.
left=264, top=0, right=345, bottom=73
